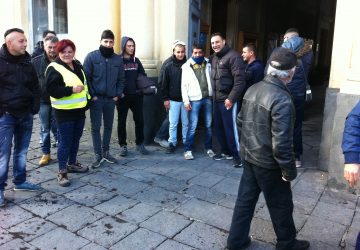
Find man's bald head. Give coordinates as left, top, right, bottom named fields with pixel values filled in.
left=4, top=28, right=27, bottom=56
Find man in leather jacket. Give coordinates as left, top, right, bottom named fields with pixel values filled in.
left=227, top=47, right=310, bottom=250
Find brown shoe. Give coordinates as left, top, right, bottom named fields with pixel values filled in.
left=57, top=170, right=70, bottom=187
left=67, top=162, right=89, bottom=173
left=39, top=154, right=51, bottom=166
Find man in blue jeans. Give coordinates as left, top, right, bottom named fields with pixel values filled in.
left=84, top=30, right=125, bottom=168
left=181, top=44, right=214, bottom=160
left=0, top=28, right=41, bottom=207
left=32, top=36, right=59, bottom=166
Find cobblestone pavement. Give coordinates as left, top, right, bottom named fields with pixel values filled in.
left=0, top=110, right=359, bottom=250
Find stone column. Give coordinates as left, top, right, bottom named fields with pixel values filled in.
left=226, top=0, right=240, bottom=50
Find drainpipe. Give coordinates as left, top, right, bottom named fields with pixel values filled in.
left=111, top=0, right=121, bottom=54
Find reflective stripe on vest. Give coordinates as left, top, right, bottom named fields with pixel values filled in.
left=47, top=62, right=90, bottom=110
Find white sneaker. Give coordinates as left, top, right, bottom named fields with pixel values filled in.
left=296, top=160, right=302, bottom=168
left=206, top=149, right=215, bottom=158
left=184, top=151, right=194, bottom=160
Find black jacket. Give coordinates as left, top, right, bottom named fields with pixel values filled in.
left=45, top=58, right=87, bottom=123
left=31, top=41, right=44, bottom=59
left=161, top=55, right=186, bottom=102
left=0, top=44, right=40, bottom=118
left=32, top=52, right=52, bottom=104
left=238, top=74, right=297, bottom=180
left=210, top=45, right=246, bottom=102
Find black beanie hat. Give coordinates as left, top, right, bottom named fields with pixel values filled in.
left=269, top=47, right=297, bottom=70
left=101, top=30, right=115, bottom=40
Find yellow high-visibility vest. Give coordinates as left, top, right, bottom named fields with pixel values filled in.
left=47, top=62, right=90, bottom=110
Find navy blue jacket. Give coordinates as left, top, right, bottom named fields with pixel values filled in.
left=244, top=59, right=264, bottom=91
left=83, top=50, right=125, bottom=98
left=342, top=101, right=360, bottom=164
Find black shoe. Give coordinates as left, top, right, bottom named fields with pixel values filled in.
left=166, top=143, right=175, bottom=154
left=213, top=153, right=233, bottom=160
left=228, top=236, right=251, bottom=250
left=290, top=239, right=310, bottom=250
left=232, top=158, right=243, bottom=168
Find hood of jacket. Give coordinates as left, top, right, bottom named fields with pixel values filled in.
left=282, top=36, right=304, bottom=54
left=121, top=36, right=135, bottom=60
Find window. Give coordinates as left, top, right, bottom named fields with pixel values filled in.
left=31, top=0, right=68, bottom=47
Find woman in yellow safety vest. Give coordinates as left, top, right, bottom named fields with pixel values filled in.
left=45, top=39, right=90, bottom=187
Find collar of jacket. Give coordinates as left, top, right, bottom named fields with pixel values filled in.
left=214, top=44, right=231, bottom=58
left=0, top=43, right=30, bottom=64
left=263, top=74, right=291, bottom=94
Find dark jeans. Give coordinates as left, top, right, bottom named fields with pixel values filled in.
left=116, top=94, right=144, bottom=146
left=57, top=118, right=85, bottom=171
left=155, top=112, right=169, bottom=140
left=90, top=97, right=116, bottom=155
left=293, top=95, right=305, bottom=159
left=39, top=103, right=57, bottom=154
left=227, top=161, right=296, bottom=250
left=0, top=113, right=33, bottom=190
left=213, top=101, right=240, bottom=159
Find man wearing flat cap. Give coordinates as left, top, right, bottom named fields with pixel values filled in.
left=227, top=47, right=310, bottom=250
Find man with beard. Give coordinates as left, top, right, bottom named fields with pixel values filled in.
left=83, top=30, right=125, bottom=168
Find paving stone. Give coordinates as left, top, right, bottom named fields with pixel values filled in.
left=312, top=201, right=354, bottom=226
left=246, top=240, right=274, bottom=250
left=41, top=177, right=87, bottom=194
left=26, top=167, right=57, bottom=184
left=19, top=191, right=74, bottom=217
left=307, top=240, right=338, bottom=250
left=117, top=203, right=161, bottom=223
left=188, top=172, right=225, bottom=188
left=225, top=167, right=243, bottom=179
left=30, top=227, right=89, bottom=249
left=105, top=164, right=132, bottom=175
left=0, top=228, right=13, bottom=245
left=140, top=210, right=191, bottom=237
left=125, top=159, right=157, bottom=169
left=343, top=226, right=358, bottom=249
left=351, top=211, right=360, bottom=229
left=0, top=204, right=34, bottom=229
left=166, top=167, right=202, bottom=181
left=292, top=178, right=325, bottom=200
left=212, top=177, right=240, bottom=196
left=64, top=184, right=116, bottom=206
left=156, top=239, right=196, bottom=250
left=204, top=162, right=233, bottom=176
left=298, top=216, right=347, bottom=246
left=249, top=217, right=276, bottom=244
left=46, top=204, right=105, bottom=232
left=99, top=175, right=150, bottom=197
left=79, top=171, right=121, bottom=187
left=182, top=184, right=226, bottom=203
left=3, top=188, right=43, bottom=204
left=0, top=238, right=38, bottom=250
left=7, top=217, right=57, bottom=241
left=77, top=216, right=137, bottom=248
left=133, top=187, right=189, bottom=210
left=218, top=194, right=237, bottom=209
left=94, top=195, right=138, bottom=216
left=320, top=188, right=358, bottom=210
left=174, top=221, right=227, bottom=250
left=152, top=175, right=188, bottom=192
left=144, top=164, right=178, bottom=175
left=79, top=242, right=107, bottom=250
left=292, top=194, right=318, bottom=215
left=110, top=228, right=166, bottom=250
left=176, top=198, right=232, bottom=230
left=124, top=169, right=162, bottom=184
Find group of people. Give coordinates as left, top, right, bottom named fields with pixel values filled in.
left=1, top=26, right=358, bottom=250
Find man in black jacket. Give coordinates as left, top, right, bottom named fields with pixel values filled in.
left=31, top=30, right=56, bottom=59
left=32, top=36, right=59, bottom=167
left=0, top=28, right=41, bottom=207
left=227, top=47, right=309, bottom=250
left=210, top=33, right=246, bottom=167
